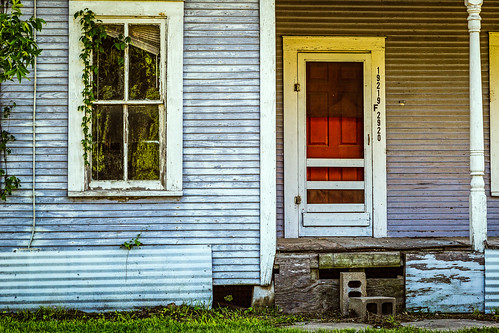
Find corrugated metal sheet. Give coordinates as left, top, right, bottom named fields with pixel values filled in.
left=0, top=0, right=260, bottom=286
left=406, top=252, right=485, bottom=313
left=0, top=246, right=212, bottom=311
left=485, top=249, right=499, bottom=313
left=275, top=0, right=499, bottom=237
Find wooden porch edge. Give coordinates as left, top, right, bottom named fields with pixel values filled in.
left=277, top=237, right=499, bottom=253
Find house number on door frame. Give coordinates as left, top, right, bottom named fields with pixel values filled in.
left=374, top=67, right=382, bottom=142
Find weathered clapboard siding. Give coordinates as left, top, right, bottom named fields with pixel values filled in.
left=406, top=252, right=485, bottom=313
left=0, top=0, right=261, bottom=285
left=275, top=0, right=499, bottom=238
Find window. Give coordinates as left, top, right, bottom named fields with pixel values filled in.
left=490, top=32, right=499, bottom=196
left=68, top=1, right=183, bottom=197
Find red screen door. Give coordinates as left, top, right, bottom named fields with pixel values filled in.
left=300, top=58, right=372, bottom=235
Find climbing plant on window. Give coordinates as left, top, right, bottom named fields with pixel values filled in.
left=0, top=0, right=44, bottom=201
left=73, top=9, right=130, bottom=165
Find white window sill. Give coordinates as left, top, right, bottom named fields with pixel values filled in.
left=68, top=190, right=183, bottom=197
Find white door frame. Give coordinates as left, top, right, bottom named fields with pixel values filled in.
left=283, top=36, right=387, bottom=238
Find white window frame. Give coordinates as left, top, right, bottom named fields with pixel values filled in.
left=490, top=32, right=499, bottom=196
left=68, top=1, right=183, bottom=197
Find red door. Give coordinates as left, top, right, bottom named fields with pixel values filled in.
left=306, top=62, right=364, bottom=205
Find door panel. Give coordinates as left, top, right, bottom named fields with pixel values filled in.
left=302, top=212, right=370, bottom=227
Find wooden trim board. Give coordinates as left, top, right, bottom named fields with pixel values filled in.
left=259, top=0, right=276, bottom=286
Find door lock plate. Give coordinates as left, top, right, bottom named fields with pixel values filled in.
left=294, top=195, right=302, bottom=205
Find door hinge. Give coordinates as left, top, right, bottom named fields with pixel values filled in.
left=294, top=195, right=302, bottom=205
left=294, top=83, right=301, bottom=92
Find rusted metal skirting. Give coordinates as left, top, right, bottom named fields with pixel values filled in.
left=0, top=245, right=212, bottom=311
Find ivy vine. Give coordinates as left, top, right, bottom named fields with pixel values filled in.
left=0, top=0, right=44, bottom=201
left=73, top=9, right=130, bottom=165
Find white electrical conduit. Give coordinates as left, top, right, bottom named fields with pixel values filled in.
left=28, top=0, right=37, bottom=248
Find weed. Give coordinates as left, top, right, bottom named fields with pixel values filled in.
left=120, top=233, right=143, bottom=250
left=385, top=314, right=400, bottom=327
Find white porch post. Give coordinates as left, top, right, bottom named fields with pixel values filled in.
left=466, top=0, right=487, bottom=252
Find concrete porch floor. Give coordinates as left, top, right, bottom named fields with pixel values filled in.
left=277, top=237, right=499, bottom=253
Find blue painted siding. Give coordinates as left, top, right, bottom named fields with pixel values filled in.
left=0, top=0, right=261, bottom=285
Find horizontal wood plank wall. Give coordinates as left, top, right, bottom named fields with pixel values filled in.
left=0, top=0, right=261, bottom=285
left=483, top=3, right=499, bottom=238
left=276, top=0, right=499, bottom=237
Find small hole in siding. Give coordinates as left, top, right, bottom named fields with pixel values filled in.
left=213, top=285, right=253, bottom=308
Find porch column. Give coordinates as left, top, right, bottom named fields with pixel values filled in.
left=466, top=0, right=487, bottom=252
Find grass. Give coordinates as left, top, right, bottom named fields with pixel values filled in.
left=0, top=305, right=299, bottom=333
left=0, top=306, right=498, bottom=333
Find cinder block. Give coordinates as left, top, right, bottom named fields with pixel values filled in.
left=349, top=296, right=396, bottom=318
left=340, top=272, right=366, bottom=316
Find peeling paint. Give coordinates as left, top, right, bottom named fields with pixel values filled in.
left=449, top=274, right=471, bottom=283
left=406, top=252, right=485, bottom=313
left=409, top=263, right=430, bottom=271
left=418, top=274, right=452, bottom=284
left=434, top=252, right=484, bottom=264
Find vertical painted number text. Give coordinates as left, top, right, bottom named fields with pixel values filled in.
left=375, top=67, right=382, bottom=142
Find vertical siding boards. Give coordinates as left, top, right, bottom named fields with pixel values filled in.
left=275, top=0, right=499, bottom=238
left=0, top=0, right=261, bottom=286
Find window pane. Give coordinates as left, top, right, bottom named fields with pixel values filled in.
left=128, top=105, right=160, bottom=180
left=307, top=190, right=364, bottom=204
left=306, top=62, right=364, bottom=159
left=307, top=167, right=364, bottom=181
left=92, top=105, right=124, bottom=180
left=94, top=25, right=125, bottom=100
left=128, top=25, right=161, bottom=100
